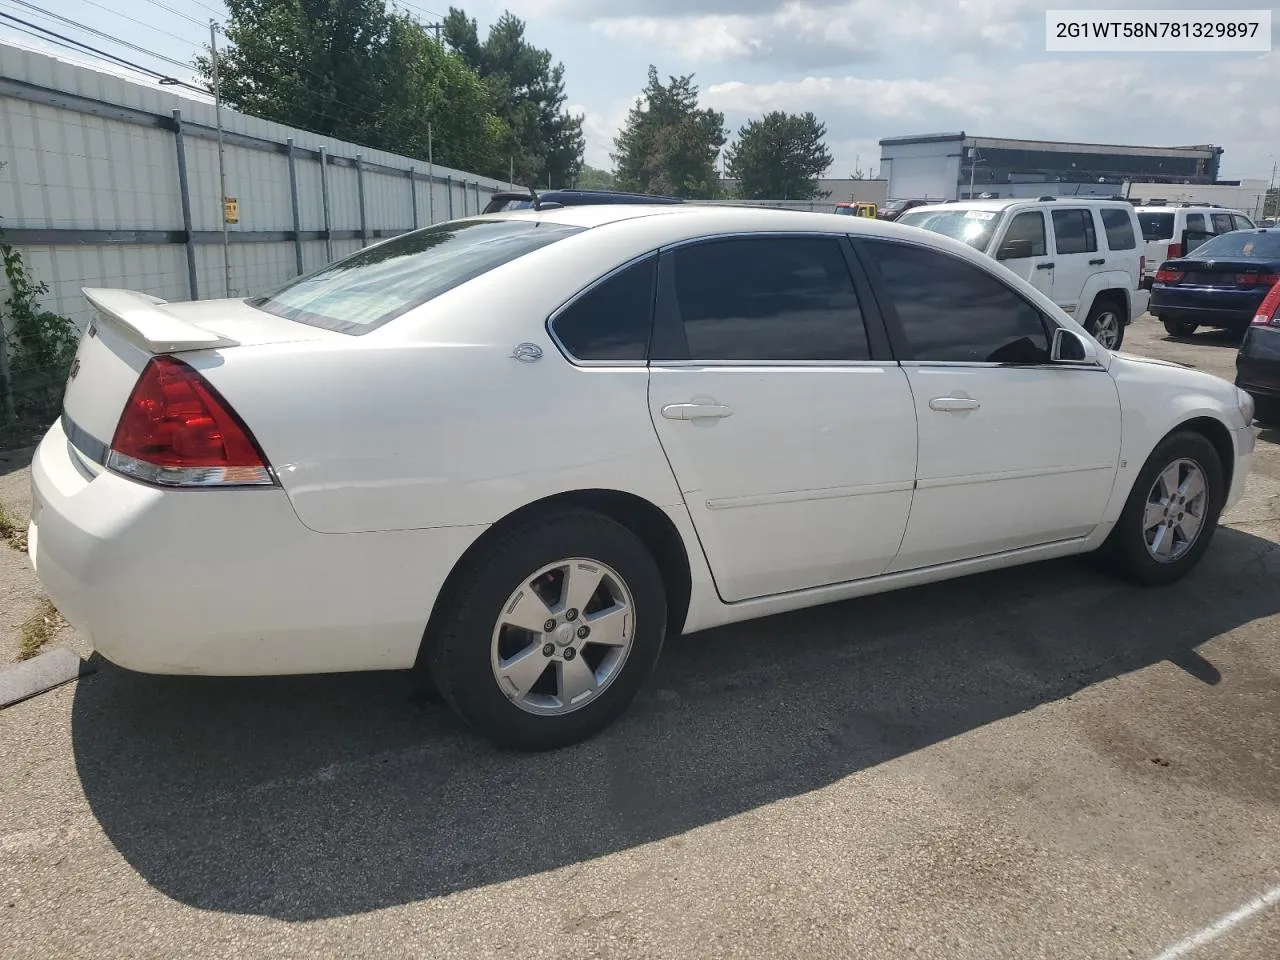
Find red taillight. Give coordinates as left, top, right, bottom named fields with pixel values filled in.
left=107, top=356, right=273, bottom=486
left=1253, top=282, right=1280, bottom=327
left=1236, top=272, right=1280, bottom=287
left=1155, top=268, right=1184, bottom=284
left=1167, top=243, right=1182, bottom=259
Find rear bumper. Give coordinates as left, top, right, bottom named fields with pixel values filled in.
left=1150, top=287, right=1267, bottom=328
left=29, top=419, right=487, bottom=676
left=1236, top=326, right=1280, bottom=397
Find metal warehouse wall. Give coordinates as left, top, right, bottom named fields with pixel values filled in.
left=0, top=44, right=512, bottom=329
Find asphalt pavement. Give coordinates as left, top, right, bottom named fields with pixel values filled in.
left=1, top=315, right=1278, bottom=959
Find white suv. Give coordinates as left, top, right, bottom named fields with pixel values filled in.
left=1136, top=205, right=1257, bottom=287
left=897, top=198, right=1150, bottom=350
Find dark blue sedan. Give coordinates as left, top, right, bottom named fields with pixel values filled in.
left=1150, top=229, right=1280, bottom=338
left=1236, top=280, right=1280, bottom=424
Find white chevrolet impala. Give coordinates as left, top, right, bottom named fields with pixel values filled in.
left=29, top=205, right=1256, bottom=749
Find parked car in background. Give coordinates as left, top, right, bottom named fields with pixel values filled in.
left=1235, top=280, right=1280, bottom=423
left=1135, top=205, right=1256, bottom=288
left=897, top=197, right=1148, bottom=349
left=28, top=205, right=1255, bottom=750
left=834, top=201, right=878, bottom=218
left=1151, top=228, right=1280, bottom=338
left=878, top=198, right=934, bottom=221
left=483, top=189, right=683, bottom=213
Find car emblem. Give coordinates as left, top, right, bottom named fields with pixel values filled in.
left=67, top=358, right=80, bottom=382
left=510, top=342, right=543, bottom=363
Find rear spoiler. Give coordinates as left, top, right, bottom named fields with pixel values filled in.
left=82, top=288, right=240, bottom=353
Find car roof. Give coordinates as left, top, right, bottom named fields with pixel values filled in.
left=1134, top=205, right=1246, bottom=213
left=905, top=197, right=1138, bottom=218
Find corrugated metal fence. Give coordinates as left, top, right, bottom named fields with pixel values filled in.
left=0, top=44, right=512, bottom=332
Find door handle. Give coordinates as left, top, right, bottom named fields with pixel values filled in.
left=1036, top=262, right=1055, bottom=270
left=1089, top=258, right=1105, bottom=265
left=661, top=402, right=734, bottom=421
left=929, top=397, right=981, bottom=412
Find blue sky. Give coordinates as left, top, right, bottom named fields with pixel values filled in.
left=2, top=0, right=1277, bottom=183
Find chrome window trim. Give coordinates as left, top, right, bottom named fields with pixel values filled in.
left=649, top=359, right=894, bottom=369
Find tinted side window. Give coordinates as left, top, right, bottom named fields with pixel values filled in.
left=670, top=237, right=870, bottom=361
left=1002, top=211, right=1047, bottom=256
left=1100, top=209, right=1137, bottom=250
left=551, top=255, right=656, bottom=361
left=1051, top=209, right=1098, bottom=254
left=1185, top=213, right=1206, bottom=231
left=865, top=241, right=1050, bottom=365
left=1211, top=213, right=1234, bottom=233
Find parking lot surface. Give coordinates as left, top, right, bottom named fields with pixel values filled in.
left=1, top=316, right=1278, bottom=960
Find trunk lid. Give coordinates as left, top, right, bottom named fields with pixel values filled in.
left=62, top=289, right=338, bottom=451
left=1160, top=259, right=1277, bottom=289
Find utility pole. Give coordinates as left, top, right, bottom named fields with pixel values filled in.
left=210, top=20, right=231, bottom=297
left=510, top=156, right=514, bottom=189
left=968, top=147, right=980, bottom=200
left=427, top=123, right=434, bottom=224
left=1269, top=160, right=1278, bottom=218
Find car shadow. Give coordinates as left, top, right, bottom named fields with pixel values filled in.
left=71, top=525, right=1280, bottom=921
left=1160, top=328, right=1243, bottom=349
left=0, top=444, right=35, bottom=480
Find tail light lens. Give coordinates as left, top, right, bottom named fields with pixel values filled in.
left=1252, top=282, right=1280, bottom=327
left=1155, top=268, right=1184, bottom=284
left=1167, top=243, right=1182, bottom=259
left=1236, top=272, right=1280, bottom=287
left=107, top=356, right=274, bottom=487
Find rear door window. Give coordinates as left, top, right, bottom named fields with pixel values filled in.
left=666, top=236, right=872, bottom=361
left=1099, top=209, right=1137, bottom=250
left=1139, top=213, right=1174, bottom=240
left=251, top=219, right=582, bottom=334
left=1051, top=209, right=1099, bottom=255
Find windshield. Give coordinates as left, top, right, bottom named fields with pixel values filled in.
left=896, top=209, right=999, bottom=251
left=1138, top=212, right=1175, bottom=241
left=883, top=199, right=910, bottom=213
left=250, top=219, right=583, bottom=334
left=1189, top=231, right=1280, bottom=260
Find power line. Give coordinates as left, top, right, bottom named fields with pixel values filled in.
left=3, top=0, right=200, bottom=73
left=74, top=0, right=207, bottom=48
left=133, top=0, right=209, bottom=29
left=181, top=0, right=226, bottom=20
left=0, top=10, right=205, bottom=89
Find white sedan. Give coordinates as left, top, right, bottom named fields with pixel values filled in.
left=29, top=205, right=1256, bottom=750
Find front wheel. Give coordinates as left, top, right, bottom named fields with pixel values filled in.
left=1101, top=431, right=1224, bottom=586
left=1162, top=317, right=1198, bottom=338
left=1084, top=299, right=1125, bottom=350
left=424, top=509, right=667, bottom=751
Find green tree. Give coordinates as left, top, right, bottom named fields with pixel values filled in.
left=575, top=164, right=616, bottom=190
left=198, top=0, right=509, bottom=176
left=612, top=66, right=726, bottom=199
left=443, top=9, right=585, bottom=188
left=724, top=111, right=833, bottom=201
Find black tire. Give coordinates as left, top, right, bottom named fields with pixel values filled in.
left=1101, top=430, right=1224, bottom=586
left=1162, top=317, right=1198, bottom=338
left=1083, top=297, right=1126, bottom=350
left=424, top=508, right=667, bottom=751
left=1253, top=395, right=1280, bottom=426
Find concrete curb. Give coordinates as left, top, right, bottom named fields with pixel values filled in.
left=0, top=647, right=96, bottom=709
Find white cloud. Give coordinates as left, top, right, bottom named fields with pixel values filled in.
left=702, top=52, right=1280, bottom=180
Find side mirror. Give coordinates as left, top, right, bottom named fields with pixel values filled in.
left=996, top=238, right=1034, bottom=260
left=1051, top=326, right=1101, bottom=363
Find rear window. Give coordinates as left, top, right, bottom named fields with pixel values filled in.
left=484, top=198, right=535, bottom=213
left=250, top=219, right=583, bottom=334
left=1190, top=232, right=1280, bottom=259
left=1138, top=212, right=1174, bottom=240
left=896, top=209, right=999, bottom=251
left=1100, top=208, right=1136, bottom=250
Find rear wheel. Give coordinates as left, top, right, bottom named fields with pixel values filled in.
left=1084, top=298, right=1125, bottom=350
left=1162, top=317, right=1198, bottom=338
left=425, top=509, right=667, bottom=751
left=1101, top=431, right=1223, bottom=586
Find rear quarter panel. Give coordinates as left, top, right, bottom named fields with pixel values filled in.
left=194, top=225, right=690, bottom=534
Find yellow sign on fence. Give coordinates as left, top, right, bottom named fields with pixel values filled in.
left=223, top=197, right=239, bottom=224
